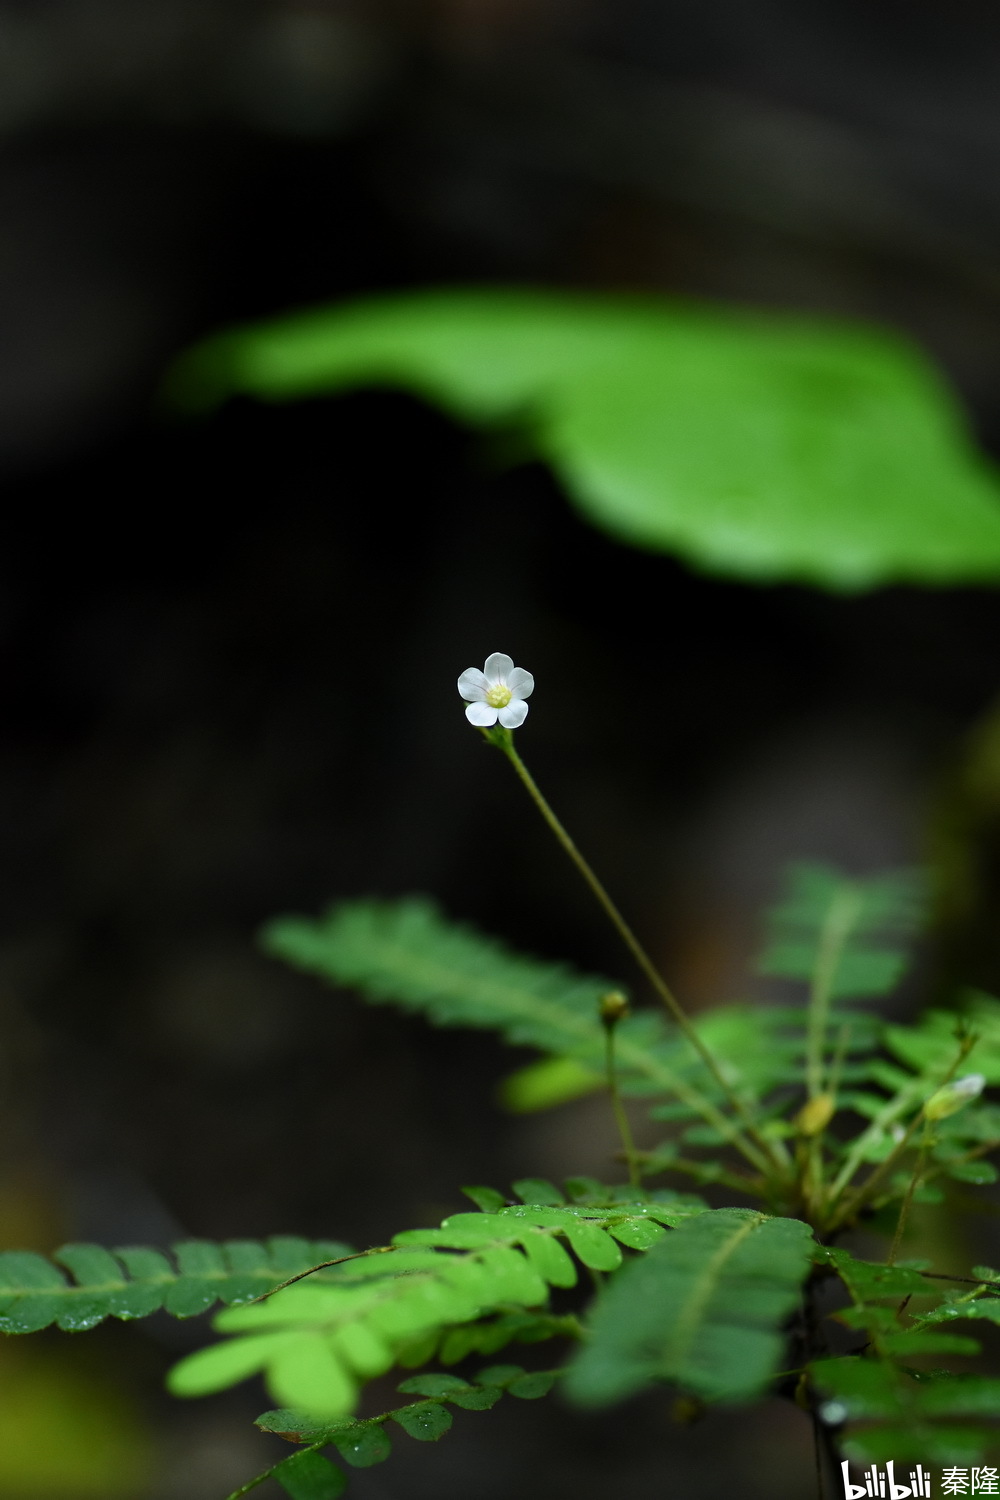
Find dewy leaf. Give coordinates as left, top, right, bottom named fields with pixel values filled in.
left=812, top=1358, right=999, bottom=1465
left=330, top=1424, right=392, bottom=1468
left=168, top=1195, right=689, bottom=1417
left=566, top=1209, right=814, bottom=1406
left=396, top=1375, right=472, bottom=1398
left=274, top=1450, right=347, bottom=1500
left=168, top=287, right=1000, bottom=591
left=0, top=1237, right=351, bottom=1334
left=391, top=1402, right=453, bottom=1441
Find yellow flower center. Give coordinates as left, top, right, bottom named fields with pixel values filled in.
left=485, top=683, right=512, bottom=708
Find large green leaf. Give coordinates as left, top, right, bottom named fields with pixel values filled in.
left=564, top=1208, right=814, bottom=1405
left=168, top=287, right=1000, bottom=591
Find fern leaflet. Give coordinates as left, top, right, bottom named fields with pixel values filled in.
left=812, top=1247, right=1000, bottom=1463
left=0, top=1237, right=352, bottom=1334
left=565, top=1208, right=814, bottom=1405
left=757, top=863, right=925, bottom=1001
left=168, top=1189, right=705, bottom=1417
left=228, top=1365, right=563, bottom=1499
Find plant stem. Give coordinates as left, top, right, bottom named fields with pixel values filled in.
left=887, top=1123, right=930, bottom=1266
left=806, top=885, right=862, bottom=1100
left=829, top=1109, right=927, bottom=1233
left=636, top=1150, right=764, bottom=1197
left=827, top=1078, right=927, bottom=1204
left=491, top=730, right=780, bottom=1175
left=917, top=1136, right=1000, bottom=1190
left=604, top=1020, right=641, bottom=1188
left=828, top=1038, right=975, bottom=1231
left=224, top=1441, right=328, bottom=1499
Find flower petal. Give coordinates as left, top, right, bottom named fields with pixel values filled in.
left=484, top=652, right=514, bottom=685
left=498, top=699, right=528, bottom=729
left=466, top=702, right=498, bottom=726
left=506, top=667, right=534, bottom=699
left=457, top=667, right=488, bottom=701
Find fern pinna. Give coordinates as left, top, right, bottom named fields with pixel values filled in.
left=5, top=861, right=1000, bottom=1497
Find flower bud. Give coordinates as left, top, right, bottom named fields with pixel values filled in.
left=795, top=1092, right=836, bottom=1137
left=598, top=991, right=630, bottom=1028
left=924, top=1073, right=986, bottom=1121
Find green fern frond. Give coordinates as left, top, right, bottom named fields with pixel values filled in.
left=261, top=898, right=619, bottom=1058
left=262, top=899, right=827, bottom=1129
left=884, top=991, right=1000, bottom=1081
left=0, top=1237, right=351, bottom=1334
left=757, top=863, right=924, bottom=1000
left=565, top=1208, right=814, bottom=1406
left=168, top=1193, right=705, bottom=1418
left=229, top=1366, right=563, bottom=1499
left=814, top=1247, right=1000, bottom=1463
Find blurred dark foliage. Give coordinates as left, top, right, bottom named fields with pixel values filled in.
left=3, top=1, right=1000, bottom=1495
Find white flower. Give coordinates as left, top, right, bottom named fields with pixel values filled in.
left=458, top=652, right=534, bottom=729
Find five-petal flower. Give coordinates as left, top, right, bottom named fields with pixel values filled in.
left=458, top=653, right=534, bottom=729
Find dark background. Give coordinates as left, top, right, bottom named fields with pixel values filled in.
left=3, top=2, right=1000, bottom=1496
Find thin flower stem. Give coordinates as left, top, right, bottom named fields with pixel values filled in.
left=492, top=730, right=779, bottom=1175
left=604, top=1024, right=641, bottom=1189
left=887, top=1123, right=930, bottom=1267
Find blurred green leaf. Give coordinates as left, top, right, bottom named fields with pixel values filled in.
left=757, top=864, right=924, bottom=1001
left=566, top=1209, right=813, bottom=1405
left=499, top=1056, right=604, bottom=1113
left=169, top=288, right=1000, bottom=591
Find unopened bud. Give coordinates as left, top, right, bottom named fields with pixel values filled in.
left=924, top=1073, right=986, bottom=1121
left=795, top=1093, right=836, bottom=1137
left=598, top=991, right=630, bottom=1028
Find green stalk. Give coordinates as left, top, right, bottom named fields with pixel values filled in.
left=489, top=728, right=779, bottom=1176
left=828, top=1039, right=975, bottom=1229
left=830, top=1108, right=928, bottom=1233
left=827, top=1078, right=928, bottom=1204
left=225, top=1441, right=329, bottom=1499
left=886, top=1121, right=930, bottom=1266
left=805, top=885, right=862, bottom=1100
left=602, top=1002, right=641, bottom=1188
